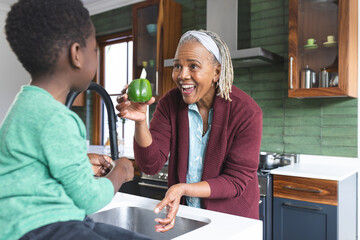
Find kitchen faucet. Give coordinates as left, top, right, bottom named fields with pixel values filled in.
left=65, top=82, right=118, bottom=160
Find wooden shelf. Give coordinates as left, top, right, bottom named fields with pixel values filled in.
left=289, top=87, right=349, bottom=98
left=288, top=0, right=358, bottom=98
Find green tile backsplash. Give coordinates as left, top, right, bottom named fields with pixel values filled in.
left=91, top=5, right=133, bottom=36
left=76, top=0, right=357, bottom=157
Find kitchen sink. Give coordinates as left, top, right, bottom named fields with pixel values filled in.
left=89, top=206, right=210, bottom=240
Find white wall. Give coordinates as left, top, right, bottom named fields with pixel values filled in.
left=357, top=2, right=360, bottom=238
left=358, top=0, right=360, bottom=158
left=0, top=7, right=30, bottom=123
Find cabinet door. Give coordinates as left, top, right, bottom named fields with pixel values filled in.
left=133, top=0, right=159, bottom=97
left=273, top=197, right=337, bottom=240
left=133, top=0, right=181, bottom=101
left=288, top=0, right=358, bottom=98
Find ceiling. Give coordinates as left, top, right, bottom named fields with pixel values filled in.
left=0, top=0, right=101, bottom=6
left=0, top=0, right=144, bottom=15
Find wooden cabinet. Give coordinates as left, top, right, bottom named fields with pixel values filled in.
left=132, top=0, right=182, bottom=101
left=288, top=0, right=358, bottom=98
left=273, top=174, right=356, bottom=240
left=71, top=92, right=85, bottom=106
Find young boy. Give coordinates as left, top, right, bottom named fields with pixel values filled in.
left=0, top=0, right=150, bottom=239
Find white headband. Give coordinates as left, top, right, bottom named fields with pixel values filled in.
left=181, top=30, right=221, bottom=64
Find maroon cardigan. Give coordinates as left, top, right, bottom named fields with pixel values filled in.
left=134, top=86, right=262, bottom=219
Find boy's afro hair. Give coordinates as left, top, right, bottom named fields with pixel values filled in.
left=5, top=0, right=93, bottom=76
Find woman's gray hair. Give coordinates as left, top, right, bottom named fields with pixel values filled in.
left=177, top=29, right=233, bottom=101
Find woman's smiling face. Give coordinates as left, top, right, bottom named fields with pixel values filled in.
left=172, top=40, right=220, bottom=106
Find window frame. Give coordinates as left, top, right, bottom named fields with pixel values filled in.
left=92, top=31, right=133, bottom=145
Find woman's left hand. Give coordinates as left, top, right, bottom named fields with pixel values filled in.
left=88, top=153, right=113, bottom=177
left=154, top=183, right=186, bottom=232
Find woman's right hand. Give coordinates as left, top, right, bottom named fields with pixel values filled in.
left=153, top=184, right=186, bottom=232
left=116, top=85, right=155, bottom=122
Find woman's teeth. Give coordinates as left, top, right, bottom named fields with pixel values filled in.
left=182, top=85, right=195, bottom=93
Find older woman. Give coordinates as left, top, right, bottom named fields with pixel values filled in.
left=116, top=30, right=262, bottom=232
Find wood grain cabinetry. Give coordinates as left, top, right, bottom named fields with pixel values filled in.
left=273, top=175, right=337, bottom=205
left=72, top=92, right=85, bottom=106
left=288, top=0, right=358, bottom=98
left=132, top=0, right=182, bottom=101
left=273, top=174, right=356, bottom=240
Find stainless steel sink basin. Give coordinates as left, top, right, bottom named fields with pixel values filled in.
left=89, top=206, right=210, bottom=240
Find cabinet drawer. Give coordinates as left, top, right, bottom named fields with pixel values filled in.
left=273, top=175, right=338, bottom=206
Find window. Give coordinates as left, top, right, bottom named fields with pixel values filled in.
left=96, top=32, right=137, bottom=155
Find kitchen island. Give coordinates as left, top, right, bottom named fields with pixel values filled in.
left=93, top=192, right=262, bottom=240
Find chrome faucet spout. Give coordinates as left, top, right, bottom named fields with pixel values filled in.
left=65, top=82, right=118, bottom=160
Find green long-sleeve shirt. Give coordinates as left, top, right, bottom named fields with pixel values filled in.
left=0, top=86, right=114, bottom=240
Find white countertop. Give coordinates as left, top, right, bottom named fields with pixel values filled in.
left=89, top=146, right=360, bottom=181
left=271, top=154, right=360, bottom=181
left=88, top=145, right=134, bottom=159
left=97, top=192, right=262, bottom=240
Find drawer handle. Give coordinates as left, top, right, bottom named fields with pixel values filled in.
left=283, top=202, right=322, bottom=211
left=283, top=185, right=322, bottom=193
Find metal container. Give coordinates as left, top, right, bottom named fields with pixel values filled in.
left=330, top=73, right=338, bottom=87
left=259, top=152, right=281, bottom=170
left=326, top=57, right=338, bottom=87
left=311, top=72, right=319, bottom=87
left=319, top=68, right=329, bottom=88
left=279, top=153, right=300, bottom=166
left=300, top=65, right=315, bottom=88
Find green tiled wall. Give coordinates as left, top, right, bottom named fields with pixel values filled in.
left=91, top=5, right=132, bottom=36
left=176, top=0, right=206, bottom=32
left=79, top=0, right=357, bottom=157
left=236, top=0, right=357, bottom=157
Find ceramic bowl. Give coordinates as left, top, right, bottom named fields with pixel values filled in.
left=146, top=24, right=157, bottom=37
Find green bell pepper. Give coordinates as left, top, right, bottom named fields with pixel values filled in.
left=127, top=78, right=153, bottom=102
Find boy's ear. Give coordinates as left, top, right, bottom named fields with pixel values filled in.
left=69, top=42, right=82, bottom=69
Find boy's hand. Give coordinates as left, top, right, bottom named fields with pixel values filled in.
left=106, top=157, right=134, bottom=194
left=113, top=157, right=134, bottom=182
left=88, top=153, right=113, bottom=177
